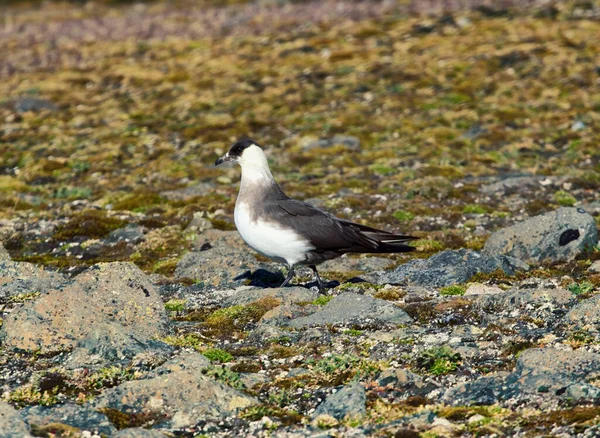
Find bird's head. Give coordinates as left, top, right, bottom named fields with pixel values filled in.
left=215, top=138, right=269, bottom=171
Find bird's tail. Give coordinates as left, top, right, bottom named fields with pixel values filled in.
left=361, top=231, right=418, bottom=253
left=340, top=220, right=418, bottom=253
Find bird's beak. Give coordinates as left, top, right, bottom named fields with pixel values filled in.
left=215, top=154, right=233, bottom=166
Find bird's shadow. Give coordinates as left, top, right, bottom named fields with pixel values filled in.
left=235, top=269, right=355, bottom=290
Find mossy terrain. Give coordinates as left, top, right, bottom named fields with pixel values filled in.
left=0, top=0, right=600, bottom=436
left=0, top=0, right=598, bottom=277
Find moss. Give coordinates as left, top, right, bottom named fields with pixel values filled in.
left=53, top=210, right=126, bottom=241
left=164, top=298, right=187, bottom=312
left=463, top=204, right=488, bottom=214
left=416, top=346, right=462, bottom=375
left=373, top=287, right=405, bottom=301
left=201, top=296, right=281, bottom=338
left=439, top=285, right=466, bottom=296
left=100, top=408, right=169, bottom=430
left=152, top=257, right=180, bottom=275
left=553, top=189, right=577, bottom=207
left=268, top=344, right=297, bottom=359
left=240, top=405, right=303, bottom=426
left=30, top=423, right=82, bottom=437
left=111, top=193, right=166, bottom=212
left=392, top=210, right=415, bottom=222
left=312, top=295, right=333, bottom=306
left=161, top=333, right=204, bottom=351
left=203, top=348, right=234, bottom=363
left=524, top=407, right=600, bottom=432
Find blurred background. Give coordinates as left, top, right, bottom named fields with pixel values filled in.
left=0, top=0, right=599, bottom=275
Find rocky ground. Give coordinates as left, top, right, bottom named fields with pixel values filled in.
left=1, top=0, right=600, bottom=437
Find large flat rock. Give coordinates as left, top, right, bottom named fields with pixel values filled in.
left=289, top=292, right=412, bottom=328
left=444, top=348, right=600, bottom=405
left=371, top=249, right=527, bottom=288
left=94, top=352, right=257, bottom=429
left=1, top=262, right=169, bottom=356
left=484, top=207, right=598, bottom=264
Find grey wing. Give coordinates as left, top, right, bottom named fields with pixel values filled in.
left=274, top=199, right=381, bottom=252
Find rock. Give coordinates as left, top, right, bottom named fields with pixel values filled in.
left=580, top=201, right=600, bottom=216
left=371, top=249, right=527, bottom=288
left=480, top=176, right=542, bottom=195
left=0, top=401, right=32, bottom=437
left=175, top=230, right=280, bottom=289
left=0, top=260, right=66, bottom=301
left=184, top=213, right=213, bottom=233
left=21, top=403, right=115, bottom=436
left=248, top=324, right=291, bottom=343
left=564, top=294, right=600, bottom=331
left=302, top=135, right=361, bottom=151
left=588, top=260, right=600, bottom=273
left=483, top=207, right=598, bottom=264
left=94, top=352, right=257, bottom=429
left=376, top=368, right=438, bottom=397
left=312, top=381, right=366, bottom=420
left=112, top=428, right=168, bottom=438
left=288, top=293, right=412, bottom=328
left=319, top=255, right=394, bottom=274
left=160, top=182, right=215, bottom=201
left=476, top=287, right=573, bottom=313
left=260, top=302, right=315, bottom=327
left=299, top=327, right=331, bottom=345
left=105, top=225, right=146, bottom=244
left=238, top=372, right=270, bottom=389
left=0, top=243, right=9, bottom=261
left=65, top=326, right=173, bottom=368
left=12, top=97, right=57, bottom=112
left=464, top=283, right=505, bottom=296
left=1, top=262, right=169, bottom=356
left=223, top=286, right=318, bottom=307
left=444, top=348, right=600, bottom=405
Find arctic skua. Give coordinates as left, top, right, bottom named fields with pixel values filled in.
left=215, top=138, right=417, bottom=294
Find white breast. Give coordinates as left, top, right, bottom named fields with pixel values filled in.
left=234, top=202, right=314, bottom=266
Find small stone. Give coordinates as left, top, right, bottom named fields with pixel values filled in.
left=464, top=283, right=505, bottom=296
left=112, top=428, right=167, bottom=438
left=302, top=135, right=361, bottom=151
left=105, top=225, right=145, bottom=244
left=311, top=381, right=366, bottom=420
left=376, top=368, right=438, bottom=397
left=12, top=97, right=57, bottom=113
left=160, top=182, right=215, bottom=201
left=588, top=260, right=600, bottom=274
left=288, top=292, right=412, bottom=328
left=467, top=414, right=486, bottom=424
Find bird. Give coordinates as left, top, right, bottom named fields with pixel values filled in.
left=215, top=138, right=417, bottom=294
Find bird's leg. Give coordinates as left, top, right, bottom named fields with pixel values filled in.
left=280, top=266, right=295, bottom=288
left=310, top=265, right=326, bottom=295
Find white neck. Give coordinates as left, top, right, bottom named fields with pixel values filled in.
left=238, top=145, right=275, bottom=185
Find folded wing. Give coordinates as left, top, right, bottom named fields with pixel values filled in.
left=274, top=199, right=416, bottom=254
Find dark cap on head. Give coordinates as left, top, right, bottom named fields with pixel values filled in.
left=215, top=137, right=258, bottom=166
left=228, top=137, right=257, bottom=158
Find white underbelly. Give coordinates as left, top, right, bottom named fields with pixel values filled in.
left=234, top=202, right=314, bottom=266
